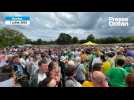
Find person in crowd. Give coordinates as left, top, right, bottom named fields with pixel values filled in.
left=92, top=63, right=102, bottom=72
left=82, top=63, right=102, bottom=87
left=38, top=77, right=58, bottom=87
left=0, top=65, right=16, bottom=87
left=30, top=60, right=49, bottom=87
left=11, top=55, right=30, bottom=86
left=65, top=62, right=81, bottom=87
left=125, top=72, right=134, bottom=87
left=80, top=50, right=87, bottom=63
left=74, top=54, right=81, bottom=67
left=115, top=49, right=126, bottom=65
left=59, top=56, right=67, bottom=87
left=107, top=52, right=116, bottom=67
left=0, top=54, right=7, bottom=67
left=31, top=55, right=40, bottom=74
left=82, top=80, right=95, bottom=87
left=11, top=55, right=29, bottom=77
left=107, top=58, right=128, bottom=87
left=19, top=54, right=26, bottom=69
left=87, top=49, right=96, bottom=68
left=92, top=71, right=109, bottom=87
left=123, top=56, right=134, bottom=73
left=92, top=53, right=102, bottom=67
left=25, top=55, right=37, bottom=76
left=6, top=55, right=13, bottom=65
left=0, top=45, right=134, bottom=87
left=100, top=55, right=111, bottom=75
left=75, top=60, right=86, bottom=84
left=38, top=61, right=61, bottom=87
left=74, top=49, right=80, bottom=59
left=48, top=61, right=61, bottom=86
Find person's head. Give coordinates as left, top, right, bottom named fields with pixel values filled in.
left=92, top=63, right=102, bottom=72
left=38, top=60, right=48, bottom=73
left=48, top=61, right=60, bottom=81
left=100, top=55, right=106, bottom=62
left=126, top=72, right=134, bottom=87
left=81, top=50, right=85, bottom=54
left=125, top=56, right=134, bottom=64
left=60, top=56, right=66, bottom=62
left=12, top=55, right=20, bottom=64
left=92, top=71, right=108, bottom=87
left=65, top=64, right=76, bottom=77
left=1, top=65, right=16, bottom=79
left=96, top=53, right=100, bottom=57
left=116, top=58, right=125, bottom=67
left=33, top=55, right=38, bottom=62
left=74, top=56, right=81, bottom=65
left=0, top=54, right=6, bottom=61
left=108, top=52, right=115, bottom=58
left=117, top=51, right=123, bottom=55
left=48, top=61, right=59, bottom=72
left=39, top=77, right=57, bottom=87
left=6, top=55, right=13, bottom=62
left=68, top=60, right=75, bottom=66
left=18, top=53, right=23, bottom=58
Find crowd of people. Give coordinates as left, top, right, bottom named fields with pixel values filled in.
left=0, top=45, right=134, bottom=87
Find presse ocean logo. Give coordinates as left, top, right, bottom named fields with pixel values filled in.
left=108, top=17, right=128, bottom=27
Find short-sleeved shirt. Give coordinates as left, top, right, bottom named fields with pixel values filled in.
left=123, top=64, right=134, bottom=73
left=102, top=61, right=111, bottom=75
left=82, top=81, right=95, bottom=87
left=65, top=78, right=81, bottom=87
left=107, top=67, right=128, bottom=87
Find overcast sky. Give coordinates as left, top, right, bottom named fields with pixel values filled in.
left=0, top=12, right=134, bottom=41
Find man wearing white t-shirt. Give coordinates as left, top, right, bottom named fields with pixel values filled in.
left=92, top=56, right=102, bottom=67
left=30, top=60, right=48, bottom=87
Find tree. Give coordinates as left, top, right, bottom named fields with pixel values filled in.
left=0, top=28, right=27, bottom=48
left=125, top=36, right=134, bottom=43
left=86, top=34, right=95, bottom=42
left=72, top=37, right=79, bottom=44
left=25, top=38, right=32, bottom=44
left=36, top=38, right=43, bottom=45
left=56, top=33, right=72, bottom=44
left=79, top=39, right=87, bottom=44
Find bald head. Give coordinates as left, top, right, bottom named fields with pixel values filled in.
left=93, top=71, right=105, bottom=83
left=92, top=71, right=108, bottom=87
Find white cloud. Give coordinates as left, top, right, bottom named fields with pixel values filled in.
left=0, top=12, right=134, bottom=40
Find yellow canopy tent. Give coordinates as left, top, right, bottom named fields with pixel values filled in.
left=82, top=41, right=97, bottom=46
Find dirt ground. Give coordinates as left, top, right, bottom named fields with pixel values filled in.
left=33, top=43, right=134, bottom=50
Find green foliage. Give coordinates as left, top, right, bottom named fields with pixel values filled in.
left=36, top=39, right=43, bottom=45
left=72, top=37, right=79, bottom=44
left=25, top=38, right=32, bottom=44
left=1, top=27, right=134, bottom=46
left=79, top=39, right=87, bottom=44
left=0, top=28, right=27, bottom=48
left=33, top=33, right=134, bottom=45
left=86, top=34, right=95, bottom=42
left=56, top=33, right=72, bottom=44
